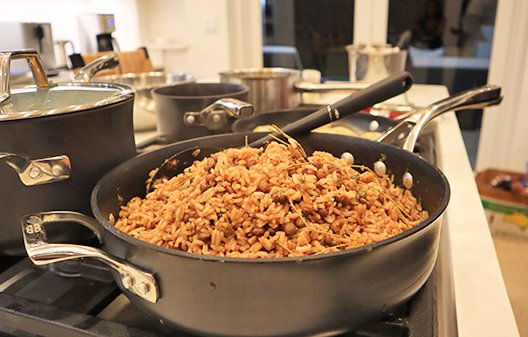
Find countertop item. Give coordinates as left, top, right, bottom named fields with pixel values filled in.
left=135, top=83, right=520, bottom=337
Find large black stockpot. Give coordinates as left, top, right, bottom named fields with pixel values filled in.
left=22, top=131, right=449, bottom=337
left=1, top=50, right=137, bottom=255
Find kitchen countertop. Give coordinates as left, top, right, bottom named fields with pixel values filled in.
left=430, top=87, right=519, bottom=337
left=135, top=84, right=520, bottom=336
left=388, top=84, right=519, bottom=337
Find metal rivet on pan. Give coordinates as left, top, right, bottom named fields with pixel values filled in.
left=27, top=216, right=42, bottom=226
left=341, top=152, right=354, bottom=165
left=29, top=167, right=42, bottom=179
left=185, top=115, right=196, bottom=124
left=136, top=282, right=150, bottom=296
left=403, top=171, right=414, bottom=189
left=122, top=275, right=134, bottom=289
left=374, top=161, right=386, bottom=176
left=369, top=120, right=380, bottom=131
left=51, top=164, right=64, bottom=177
left=212, top=114, right=222, bottom=123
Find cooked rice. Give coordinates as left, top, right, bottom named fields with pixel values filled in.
left=113, top=141, right=428, bottom=258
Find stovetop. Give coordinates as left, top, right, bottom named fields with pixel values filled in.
left=0, top=132, right=456, bottom=337
left=0, top=255, right=440, bottom=337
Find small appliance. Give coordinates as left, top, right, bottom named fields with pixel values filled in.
left=78, top=14, right=119, bottom=54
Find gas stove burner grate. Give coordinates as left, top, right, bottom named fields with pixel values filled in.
left=0, top=257, right=438, bottom=337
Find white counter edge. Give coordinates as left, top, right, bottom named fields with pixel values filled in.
left=435, top=112, right=520, bottom=337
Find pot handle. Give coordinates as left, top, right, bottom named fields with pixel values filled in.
left=377, top=84, right=502, bottom=152
left=0, top=49, right=52, bottom=104
left=0, top=152, right=71, bottom=186
left=21, top=211, right=159, bottom=303
left=73, top=53, right=120, bottom=83
left=184, top=98, right=255, bottom=130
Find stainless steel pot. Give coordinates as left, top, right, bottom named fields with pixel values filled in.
left=0, top=50, right=137, bottom=255
left=97, top=71, right=195, bottom=131
left=219, top=67, right=302, bottom=113
left=219, top=67, right=378, bottom=113
left=346, top=44, right=408, bottom=82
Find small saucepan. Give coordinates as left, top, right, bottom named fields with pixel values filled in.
left=220, top=67, right=369, bottom=113
left=152, top=82, right=252, bottom=141
left=97, top=71, right=195, bottom=131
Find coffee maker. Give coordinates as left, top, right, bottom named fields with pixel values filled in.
left=0, top=22, right=57, bottom=75
left=78, top=14, right=119, bottom=54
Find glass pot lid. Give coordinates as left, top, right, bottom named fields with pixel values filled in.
left=0, top=50, right=134, bottom=121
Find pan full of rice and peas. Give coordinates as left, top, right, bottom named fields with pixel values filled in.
left=23, top=70, right=499, bottom=337
left=21, top=127, right=450, bottom=336
left=20, top=76, right=504, bottom=336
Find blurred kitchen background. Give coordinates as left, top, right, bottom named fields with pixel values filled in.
left=2, top=0, right=528, bottom=335
left=0, top=0, right=525, bottom=175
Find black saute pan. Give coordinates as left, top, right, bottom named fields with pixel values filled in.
left=21, top=132, right=449, bottom=337
left=20, top=83, right=501, bottom=336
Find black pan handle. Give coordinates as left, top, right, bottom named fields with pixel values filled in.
left=250, top=72, right=413, bottom=147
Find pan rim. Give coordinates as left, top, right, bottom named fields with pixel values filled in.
left=92, top=134, right=450, bottom=264
left=230, top=107, right=396, bottom=133
left=151, top=82, right=249, bottom=100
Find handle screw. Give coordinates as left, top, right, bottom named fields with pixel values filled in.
left=212, top=114, right=222, bottom=123
left=137, top=282, right=150, bottom=296
left=29, top=167, right=42, bottom=179
left=51, top=164, right=64, bottom=177
left=185, top=115, right=196, bottom=124
left=122, top=275, right=135, bottom=289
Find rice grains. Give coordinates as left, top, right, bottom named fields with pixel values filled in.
left=113, top=142, right=428, bottom=258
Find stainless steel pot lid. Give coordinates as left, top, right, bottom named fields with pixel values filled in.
left=219, top=67, right=301, bottom=79
left=0, top=50, right=134, bottom=121
left=97, top=71, right=195, bottom=90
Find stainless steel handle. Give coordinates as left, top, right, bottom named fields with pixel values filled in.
left=184, top=98, right=254, bottom=130
left=73, top=53, right=120, bottom=83
left=377, top=85, right=502, bottom=152
left=21, top=211, right=159, bottom=303
left=0, top=49, right=51, bottom=104
left=0, top=152, right=71, bottom=186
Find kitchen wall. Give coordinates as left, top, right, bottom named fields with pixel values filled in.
left=136, top=0, right=231, bottom=78
left=2, top=0, right=262, bottom=79
left=476, top=0, right=528, bottom=173
left=0, top=0, right=141, bottom=53
left=136, top=0, right=262, bottom=79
